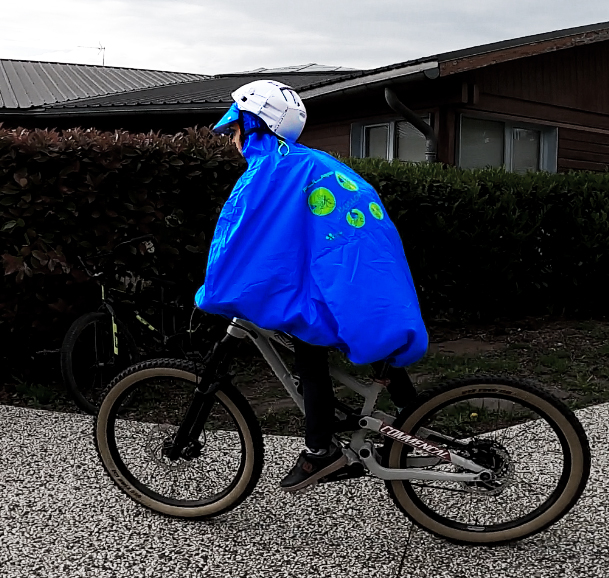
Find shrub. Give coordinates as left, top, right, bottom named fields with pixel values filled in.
left=344, top=158, right=609, bottom=320
left=2, top=125, right=609, bottom=379
left=0, top=125, right=245, bottom=365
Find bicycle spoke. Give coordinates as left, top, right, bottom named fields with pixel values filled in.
left=106, top=371, right=253, bottom=507
left=385, top=381, right=583, bottom=537
left=512, top=478, right=555, bottom=496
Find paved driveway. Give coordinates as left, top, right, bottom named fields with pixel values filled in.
left=0, top=403, right=607, bottom=578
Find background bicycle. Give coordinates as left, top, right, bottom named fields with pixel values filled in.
left=60, top=235, right=218, bottom=414
left=95, top=318, right=590, bottom=545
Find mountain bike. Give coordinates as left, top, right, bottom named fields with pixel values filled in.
left=94, top=317, right=591, bottom=545
left=61, top=235, right=213, bottom=414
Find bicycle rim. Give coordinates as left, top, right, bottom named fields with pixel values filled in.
left=62, top=312, right=139, bottom=414
left=96, top=360, right=263, bottom=518
left=383, top=377, right=590, bottom=544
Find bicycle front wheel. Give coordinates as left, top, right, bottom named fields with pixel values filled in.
left=95, top=359, right=264, bottom=519
left=382, top=377, right=590, bottom=545
left=61, top=311, right=140, bottom=414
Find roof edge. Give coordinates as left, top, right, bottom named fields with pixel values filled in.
left=0, top=102, right=230, bottom=117
left=300, top=61, right=439, bottom=99
left=434, top=20, right=609, bottom=65
left=0, top=58, right=209, bottom=78
left=212, top=70, right=365, bottom=80
left=439, top=27, right=609, bottom=76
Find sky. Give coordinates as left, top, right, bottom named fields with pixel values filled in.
left=2, top=0, right=609, bottom=75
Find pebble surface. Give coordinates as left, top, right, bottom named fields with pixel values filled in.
left=0, top=403, right=607, bottom=578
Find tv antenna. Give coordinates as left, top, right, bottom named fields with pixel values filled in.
left=78, top=42, right=106, bottom=66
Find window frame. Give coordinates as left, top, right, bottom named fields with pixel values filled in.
left=351, top=114, right=432, bottom=162
left=363, top=122, right=393, bottom=160
left=457, top=113, right=558, bottom=173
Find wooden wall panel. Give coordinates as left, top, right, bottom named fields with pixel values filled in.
left=559, top=158, right=609, bottom=172
left=462, top=93, right=609, bottom=131
left=557, top=127, right=609, bottom=172
left=476, top=43, right=609, bottom=114
left=299, top=121, right=351, bottom=157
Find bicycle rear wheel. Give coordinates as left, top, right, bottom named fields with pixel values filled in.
left=382, top=377, right=590, bottom=545
left=61, top=311, right=140, bottom=414
left=95, top=359, right=264, bottom=518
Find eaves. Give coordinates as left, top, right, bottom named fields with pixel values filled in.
left=300, top=61, right=440, bottom=100
left=0, top=102, right=229, bottom=118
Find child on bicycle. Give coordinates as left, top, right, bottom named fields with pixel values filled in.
left=196, top=80, right=428, bottom=492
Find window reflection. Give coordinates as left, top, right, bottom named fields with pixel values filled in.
left=365, top=125, right=389, bottom=159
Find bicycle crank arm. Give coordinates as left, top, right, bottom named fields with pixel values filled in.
left=357, top=442, right=490, bottom=482
left=359, top=416, right=489, bottom=474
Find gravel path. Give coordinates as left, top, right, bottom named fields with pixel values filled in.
left=0, top=403, right=607, bottom=578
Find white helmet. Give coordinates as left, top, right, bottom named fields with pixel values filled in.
left=216, top=80, right=307, bottom=141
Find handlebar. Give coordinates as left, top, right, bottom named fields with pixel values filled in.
left=77, top=234, right=155, bottom=278
left=113, top=234, right=155, bottom=252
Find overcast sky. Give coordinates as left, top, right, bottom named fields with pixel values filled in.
left=2, top=1, right=609, bottom=75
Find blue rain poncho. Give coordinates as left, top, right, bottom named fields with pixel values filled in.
left=195, top=115, right=427, bottom=366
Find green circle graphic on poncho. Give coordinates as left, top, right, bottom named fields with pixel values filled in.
left=346, top=209, right=365, bottom=228
left=369, top=202, right=384, bottom=220
left=308, top=187, right=336, bottom=216
left=335, top=172, right=359, bottom=191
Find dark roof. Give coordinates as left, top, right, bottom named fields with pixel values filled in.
left=45, top=72, right=360, bottom=113
left=4, top=20, right=609, bottom=117
left=299, top=20, right=609, bottom=98
left=0, top=60, right=209, bottom=109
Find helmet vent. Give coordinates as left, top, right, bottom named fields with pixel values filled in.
left=280, top=88, right=299, bottom=106
left=241, top=96, right=248, bottom=102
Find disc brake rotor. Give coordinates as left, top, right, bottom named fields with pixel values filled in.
left=458, top=439, right=515, bottom=496
left=146, top=424, right=189, bottom=471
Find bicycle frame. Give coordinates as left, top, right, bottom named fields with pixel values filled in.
left=99, top=278, right=204, bottom=358
left=100, top=283, right=158, bottom=355
left=79, top=234, right=201, bottom=357
left=224, top=318, right=492, bottom=484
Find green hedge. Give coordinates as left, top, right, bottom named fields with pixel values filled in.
left=0, top=125, right=245, bottom=365
left=2, top=125, right=609, bottom=377
left=345, top=158, right=609, bottom=319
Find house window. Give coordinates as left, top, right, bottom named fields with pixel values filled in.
left=459, top=115, right=557, bottom=173
left=396, top=121, right=427, bottom=162
left=353, top=116, right=431, bottom=162
left=512, top=128, right=541, bottom=173
left=364, top=125, right=390, bottom=159
left=460, top=117, right=504, bottom=169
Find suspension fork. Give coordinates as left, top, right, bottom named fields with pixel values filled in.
left=166, top=333, right=239, bottom=460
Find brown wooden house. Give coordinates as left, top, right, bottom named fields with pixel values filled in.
left=299, top=21, right=609, bottom=173
left=1, top=22, right=608, bottom=172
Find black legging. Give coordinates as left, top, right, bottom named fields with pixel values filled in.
left=293, top=340, right=418, bottom=451
left=293, top=339, right=334, bottom=451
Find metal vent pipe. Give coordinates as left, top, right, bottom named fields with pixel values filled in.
left=384, top=88, right=437, bottom=163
